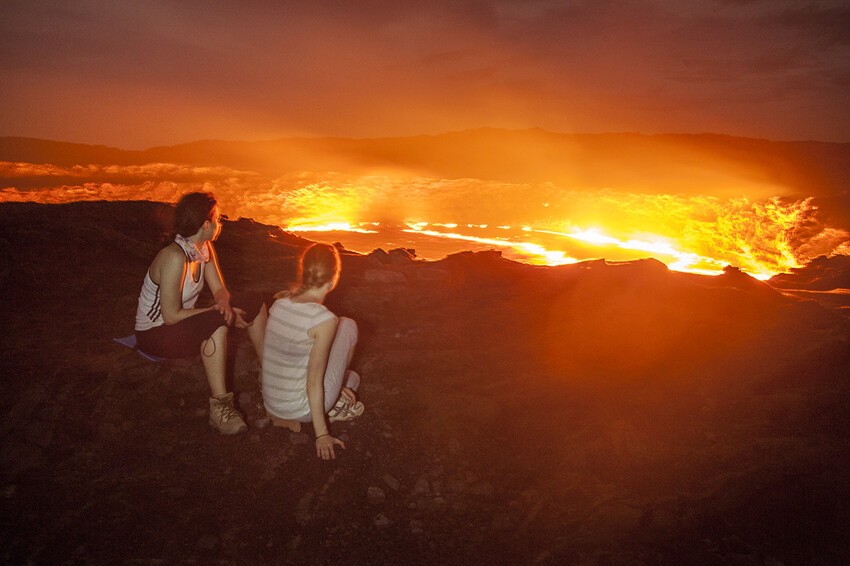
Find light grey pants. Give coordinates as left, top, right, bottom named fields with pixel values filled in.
left=297, top=317, right=360, bottom=423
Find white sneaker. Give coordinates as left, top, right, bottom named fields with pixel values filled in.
left=329, top=399, right=365, bottom=423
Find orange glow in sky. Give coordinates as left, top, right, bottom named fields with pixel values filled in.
left=2, top=130, right=848, bottom=279
left=3, top=3, right=850, bottom=147
left=2, top=1, right=849, bottom=285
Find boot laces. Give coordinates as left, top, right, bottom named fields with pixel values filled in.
left=216, top=398, right=241, bottom=422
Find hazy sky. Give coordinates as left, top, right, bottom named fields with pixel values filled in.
left=2, top=0, right=849, bottom=148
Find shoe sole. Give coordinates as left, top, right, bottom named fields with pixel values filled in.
left=209, top=418, right=248, bottom=434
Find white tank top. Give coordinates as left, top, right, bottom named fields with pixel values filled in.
left=135, top=244, right=207, bottom=331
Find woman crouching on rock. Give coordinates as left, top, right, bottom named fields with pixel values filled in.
left=262, top=243, right=363, bottom=460
left=134, top=191, right=268, bottom=435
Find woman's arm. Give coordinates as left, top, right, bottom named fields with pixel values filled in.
left=203, top=242, right=235, bottom=325
left=156, top=246, right=214, bottom=326
left=307, top=317, right=345, bottom=460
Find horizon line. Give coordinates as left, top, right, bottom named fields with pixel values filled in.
left=2, top=127, right=848, bottom=153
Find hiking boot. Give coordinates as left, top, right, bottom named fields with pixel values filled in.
left=209, top=392, right=248, bottom=435
left=329, top=399, right=365, bottom=423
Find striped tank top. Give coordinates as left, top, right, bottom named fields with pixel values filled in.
left=262, top=297, right=337, bottom=420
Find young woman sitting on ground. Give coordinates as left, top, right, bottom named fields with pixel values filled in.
left=134, top=191, right=268, bottom=434
left=262, top=243, right=363, bottom=460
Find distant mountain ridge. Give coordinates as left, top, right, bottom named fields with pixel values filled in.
left=2, top=129, right=850, bottom=198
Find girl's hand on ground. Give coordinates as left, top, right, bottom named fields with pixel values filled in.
left=316, top=434, right=345, bottom=460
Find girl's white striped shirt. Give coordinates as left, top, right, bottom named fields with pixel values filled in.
left=262, top=297, right=337, bottom=420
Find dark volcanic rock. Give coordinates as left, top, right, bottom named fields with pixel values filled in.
left=1, top=201, right=849, bottom=565
left=770, top=254, right=850, bottom=290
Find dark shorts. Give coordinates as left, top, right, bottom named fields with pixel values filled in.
left=136, top=292, right=264, bottom=359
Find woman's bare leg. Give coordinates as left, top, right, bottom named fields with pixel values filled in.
left=246, top=303, right=268, bottom=359
left=201, top=325, right=228, bottom=397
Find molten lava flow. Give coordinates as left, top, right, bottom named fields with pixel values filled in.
left=539, top=227, right=725, bottom=276
left=287, top=222, right=379, bottom=234
left=402, top=223, right=579, bottom=266
left=2, top=161, right=848, bottom=278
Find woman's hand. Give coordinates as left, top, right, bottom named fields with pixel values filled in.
left=340, top=387, right=356, bottom=406
left=316, top=434, right=345, bottom=460
left=212, top=297, right=235, bottom=325
left=232, top=307, right=250, bottom=328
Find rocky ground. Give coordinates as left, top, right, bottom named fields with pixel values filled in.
left=1, top=201, right=849, bottom=565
